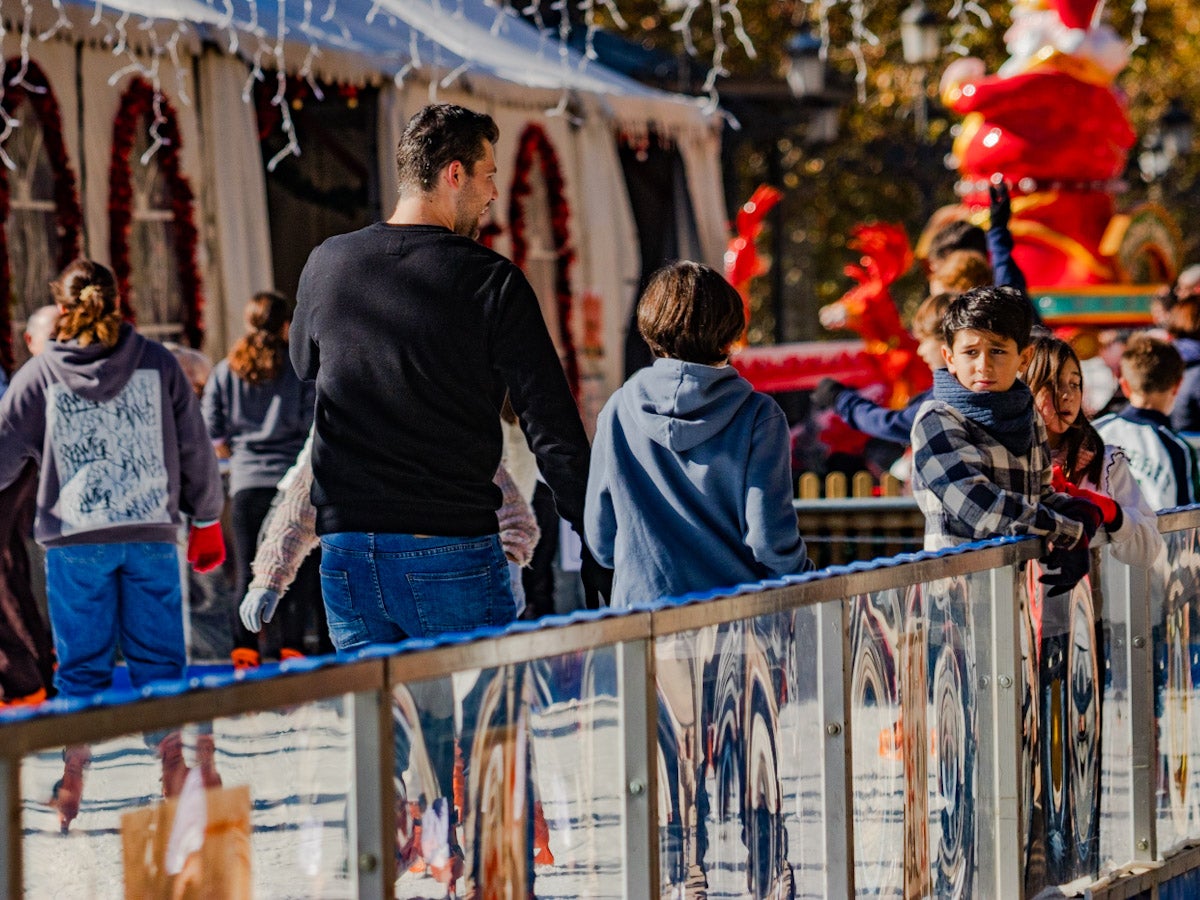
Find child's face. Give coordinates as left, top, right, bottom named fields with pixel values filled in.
left=916, top=333, right=946, bottom=371
left=942, top=328, right=1032, bottom=393
left=1034, top=359, right=1083, bottom=438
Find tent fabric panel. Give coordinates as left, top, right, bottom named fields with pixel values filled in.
left=197, top=53, right=274, bottom=355
left=675, top=125, right=729, bottom=270
left=78, top=45, right=206, bottom=272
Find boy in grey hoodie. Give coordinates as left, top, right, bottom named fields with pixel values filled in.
left=584, top=262, right=813, bottom=607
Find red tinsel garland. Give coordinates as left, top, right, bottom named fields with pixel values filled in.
left=0, top=59, right=83, bottom=374
left=109, top=77, right=204, bottom=348
left=508, top=124, right=579, bottom=402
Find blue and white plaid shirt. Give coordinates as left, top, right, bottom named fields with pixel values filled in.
left=911, top=399, right=1085, bottom=552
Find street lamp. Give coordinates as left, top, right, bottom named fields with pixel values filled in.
left=786, top=25, right=825, bottom=99
left=900, top=0, right=940, bottom=67
left=1161, top=97, right=1194, bottom=162
left=1140, top=98, right=1193, bottom=185
left=900, top=0, right=939, bottom=137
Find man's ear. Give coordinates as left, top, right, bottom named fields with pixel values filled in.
left=1018, top=344, right=1035, bottom=370
left=940, top=343, right=954, bottom=368
left=445, top=160, right=464, bottom=187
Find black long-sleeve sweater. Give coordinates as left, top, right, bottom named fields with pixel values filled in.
left=291, top=222, right=589, bottom=538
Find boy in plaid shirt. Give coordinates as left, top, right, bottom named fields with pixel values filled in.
left=911, top=286, right=1103, bottom=593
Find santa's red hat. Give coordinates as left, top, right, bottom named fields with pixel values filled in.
left=1050, top=0, right=1099, bottom=29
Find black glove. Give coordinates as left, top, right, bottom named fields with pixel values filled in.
left=579, top=541, right=613, bottom=610
left=1059, top=496, right=1103, bottom=544
left=811, top=378, right=848, bottom=411
left=988, top=179, right=1011, bottom=231
left=1039, top=542, right=1091, bottom=597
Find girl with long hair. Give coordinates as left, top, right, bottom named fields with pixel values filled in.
left=1023, top=335, right=1164, bottom=568
left=203, top=291, right=325, bottom=667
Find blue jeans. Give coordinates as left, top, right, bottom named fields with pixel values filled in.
left=319, top=532, right=515, bottom=652
left=46, top=541, right=185, bottom=696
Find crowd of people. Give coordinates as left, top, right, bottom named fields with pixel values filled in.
left=0, top=102, right=1195, bottom=869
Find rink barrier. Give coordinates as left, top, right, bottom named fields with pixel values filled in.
left=4, top=510, right=1200, bottom=897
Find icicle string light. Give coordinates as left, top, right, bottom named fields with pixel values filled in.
left=1130, top=0, right=1147, bottom=49
left=266, top=0, right=301, bottom=172
left=38, top=0, right=71, bottom=42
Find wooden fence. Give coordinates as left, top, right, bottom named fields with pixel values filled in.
left=794, top=471, right=924, bottom=568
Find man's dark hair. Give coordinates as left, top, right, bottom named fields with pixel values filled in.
left=396, top=103, right=500, bottom=194
left=928, top=219, right=988, bottom=268
left=942, top=285, right=1035, bottom=350
left=637, top=261, right=745, bottom=365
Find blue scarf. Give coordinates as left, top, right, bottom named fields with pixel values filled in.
left=933, top=368, right=1035, bottom=456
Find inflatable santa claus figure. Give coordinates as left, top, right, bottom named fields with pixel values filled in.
left=931, top=0, right=1141, bottom=287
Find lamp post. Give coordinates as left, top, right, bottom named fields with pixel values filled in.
left=1161, top=97, right=1194, bottom=163
left=786, top=25, right=824, bottom=100
left=1139, top=98, right=1193, bottom=199
left=900, top=0, right=940, bottom=137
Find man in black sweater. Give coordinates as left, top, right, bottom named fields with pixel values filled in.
left=291, top=103, right=601, bottom=651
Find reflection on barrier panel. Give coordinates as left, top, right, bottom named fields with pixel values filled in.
left=5, top=514, right=1200, bottom=898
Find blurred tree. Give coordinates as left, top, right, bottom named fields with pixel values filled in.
left=594, top=0, right=1200, bottom=344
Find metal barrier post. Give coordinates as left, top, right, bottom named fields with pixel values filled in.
left=1119, top=553, right=1158, bottom=862
left=351, top=688, right=395, bottom=898
left=1, top=757, right=16, bottom=899
left=817, top=598, right=854, bottom=896
left=619, top=638, right=657, bottom=900
left=984, top=561, right=1025, bottom=898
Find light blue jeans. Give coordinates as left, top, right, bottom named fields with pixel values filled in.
left=46, top=541, right=185, bottom=696
left=318, top=532, right=515, bottom=652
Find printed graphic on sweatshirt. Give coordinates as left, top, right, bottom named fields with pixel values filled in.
left=48, top=370, right=171, bottom=535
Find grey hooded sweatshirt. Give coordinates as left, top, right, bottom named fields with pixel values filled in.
left=0, top=324, right=223, bottom=547
left=585, top=357, right=812, bottom=607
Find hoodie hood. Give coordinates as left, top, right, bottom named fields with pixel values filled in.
left=41, top=323, right=146, bottom=402
left=620, top=358, right=753, bottom=452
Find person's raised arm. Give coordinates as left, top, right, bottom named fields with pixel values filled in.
left=987, top=181, right=1029, bottom=296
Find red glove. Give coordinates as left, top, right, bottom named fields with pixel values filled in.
left=187, top=522, right=225, bottom=574
left=1051, top=464, right=1071, bottom=493
left=1051, top=464, right=1121, bottom=526
left=1065, top=486, right=1121, bottom=527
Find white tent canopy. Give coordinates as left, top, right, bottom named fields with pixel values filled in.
left=0, top=0, right=728, bottom=417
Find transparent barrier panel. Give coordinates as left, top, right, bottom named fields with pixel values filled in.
left=22, top=696, right=356, bottom=898
left=849, top=573, right=983, bottom=899
left=1019, top=561, right=1104, bottom=892
left=1098, top=545, right=1141, bottom=873
left=1156, top=527, right=1200, bottom=854
left=655, top=607, right=825, bottom=898
left=392, top=646, right=622, bottom=899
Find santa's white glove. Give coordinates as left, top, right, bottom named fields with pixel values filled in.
left=240, top=588, right=281, bottom=633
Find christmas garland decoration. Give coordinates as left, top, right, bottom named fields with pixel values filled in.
left=0, top=58, right=83, bottom=374
left=508, top=124, right=579, bottom=401
left=109, top=77, right=204, bottom=348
